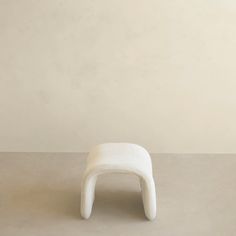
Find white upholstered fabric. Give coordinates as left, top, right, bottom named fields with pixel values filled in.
left=80, top=143, right=156, bottom=220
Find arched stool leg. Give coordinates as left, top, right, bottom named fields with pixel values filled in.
left=140, top=177, right=156, bottom=220
left=81, top=174, right=97, bottom=219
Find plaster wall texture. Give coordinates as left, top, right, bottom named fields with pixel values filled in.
left=1, top=0, right=236, bottom=152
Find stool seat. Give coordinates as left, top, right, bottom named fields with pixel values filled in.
left=80, top=143, right=157, bottom=220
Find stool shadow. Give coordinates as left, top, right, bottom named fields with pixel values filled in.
left=92, top=190, right=146, bottom=220
left=10, top=187, right=146, bottom=221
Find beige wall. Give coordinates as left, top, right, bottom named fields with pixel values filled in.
left=1, top=0, right=236, bottom=153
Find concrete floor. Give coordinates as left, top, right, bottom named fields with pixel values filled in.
left=0, top=153, right=236, bottom=236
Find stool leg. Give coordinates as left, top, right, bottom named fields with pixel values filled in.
left=140, top=177, right=156, bottom=220
left=81, top=174, right=97, bottom=219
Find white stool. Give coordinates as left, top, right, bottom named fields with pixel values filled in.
left=80, top=143, right=156, bottom=220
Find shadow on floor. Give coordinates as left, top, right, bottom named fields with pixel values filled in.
left=93, top=190, right=146, bottom=220
left=9, top=186, right=146, bottom=221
